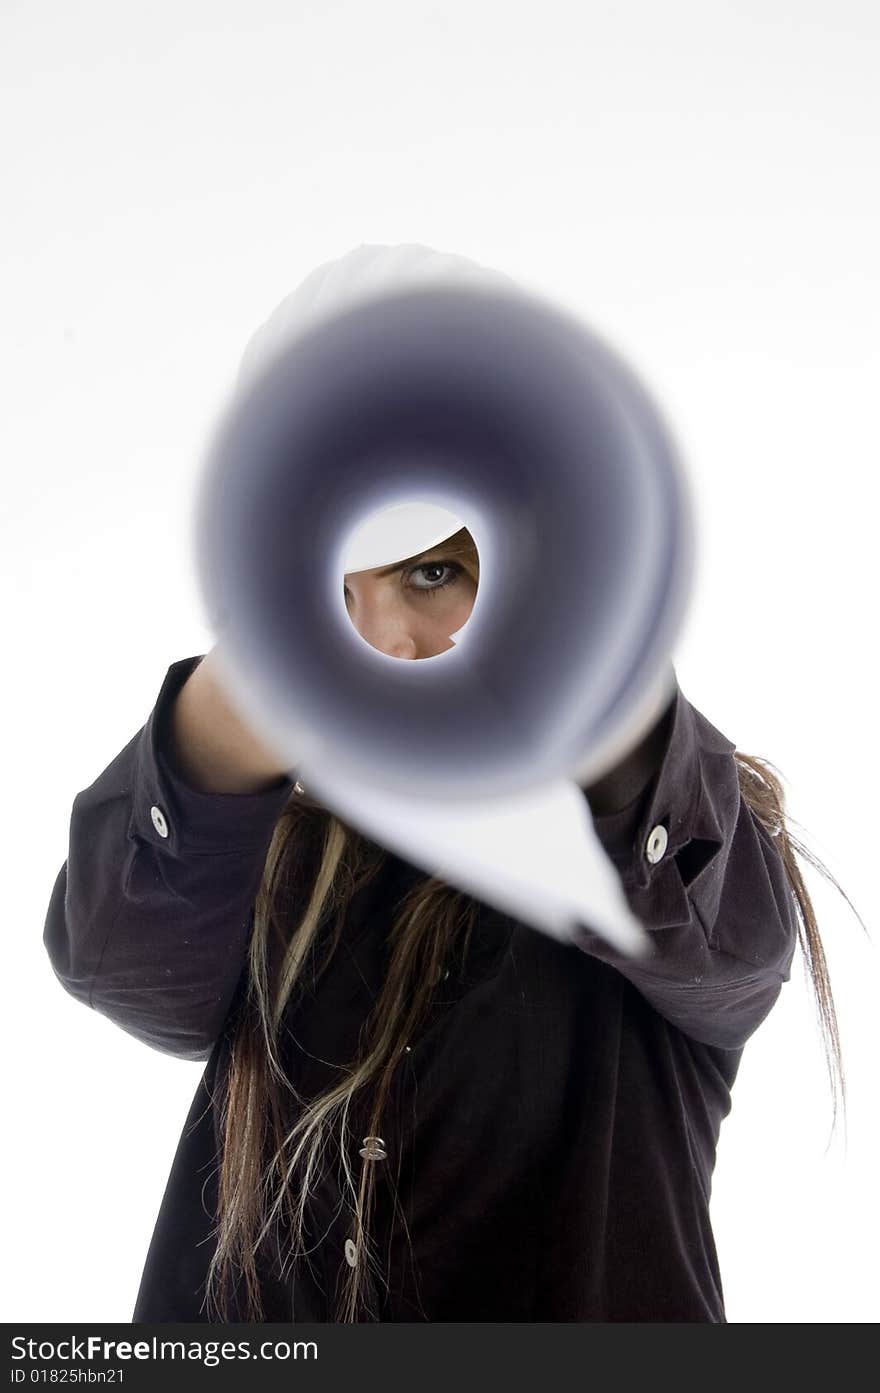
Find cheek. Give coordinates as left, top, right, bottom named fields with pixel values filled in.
left=423, top=587, right=476, bottom=631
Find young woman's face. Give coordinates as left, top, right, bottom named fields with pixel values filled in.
left=344, top=542, right=478, bottom=659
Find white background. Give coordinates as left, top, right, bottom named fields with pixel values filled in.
left=2, top=0, right=877, bottom=1324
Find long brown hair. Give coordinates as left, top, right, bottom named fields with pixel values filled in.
left=202, top=530, right=861, bottom=1323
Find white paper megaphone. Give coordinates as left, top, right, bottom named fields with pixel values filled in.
left=193, top=245, right=695, bottom=958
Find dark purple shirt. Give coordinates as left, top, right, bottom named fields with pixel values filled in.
left=43, top=655, right=798, bottom=1322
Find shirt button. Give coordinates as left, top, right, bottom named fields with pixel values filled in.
left=645, top=823, right=668, bottom=864
left=344, top=1238, right=358, bottom=1267
left=150, top=805, right=169, bottom=838
left=359, top=1136, right=387, bottom=1160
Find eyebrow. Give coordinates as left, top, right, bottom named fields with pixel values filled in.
left=345, top=540, right=469, bottom=583
left=368, top=549, right=448, bottom=578
left=371, top=559, right=412, bottom=577
left=342, top=558, right=412, bottom=588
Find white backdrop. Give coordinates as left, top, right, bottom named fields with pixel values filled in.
left=2, top=0, right=877, bottom=1324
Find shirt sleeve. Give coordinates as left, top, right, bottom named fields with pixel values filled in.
left=582, top=666, right=799, bottom=1051
left=42, top=654, right=297, bottom=1061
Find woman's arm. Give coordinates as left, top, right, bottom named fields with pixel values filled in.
left=43, top=655, right=296, bottom=1061
left=581, top=671, right=798, bottom=1051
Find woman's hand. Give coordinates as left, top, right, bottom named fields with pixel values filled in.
left=581, top=696, right=676, bottom=816
left=165, top=647, right=294, bottom=794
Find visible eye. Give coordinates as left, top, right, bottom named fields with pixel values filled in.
left=406, top=560, right=462, bottom=596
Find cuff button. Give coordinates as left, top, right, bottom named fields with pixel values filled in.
left=645, top=823, right=668, bottom=864
left=150, top=805, right=169, bottom=839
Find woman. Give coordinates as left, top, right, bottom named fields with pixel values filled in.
left=44, top=245, right=849, bottom=1323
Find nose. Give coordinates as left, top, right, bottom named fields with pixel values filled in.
left=354, top=607, right=418, bottom=660
left=371, top=627, right=418, bottom=659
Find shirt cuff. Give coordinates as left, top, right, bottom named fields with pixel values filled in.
left=590, top=666, right=738, bottom=930
left=128, top=654, right=297, bottom=857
